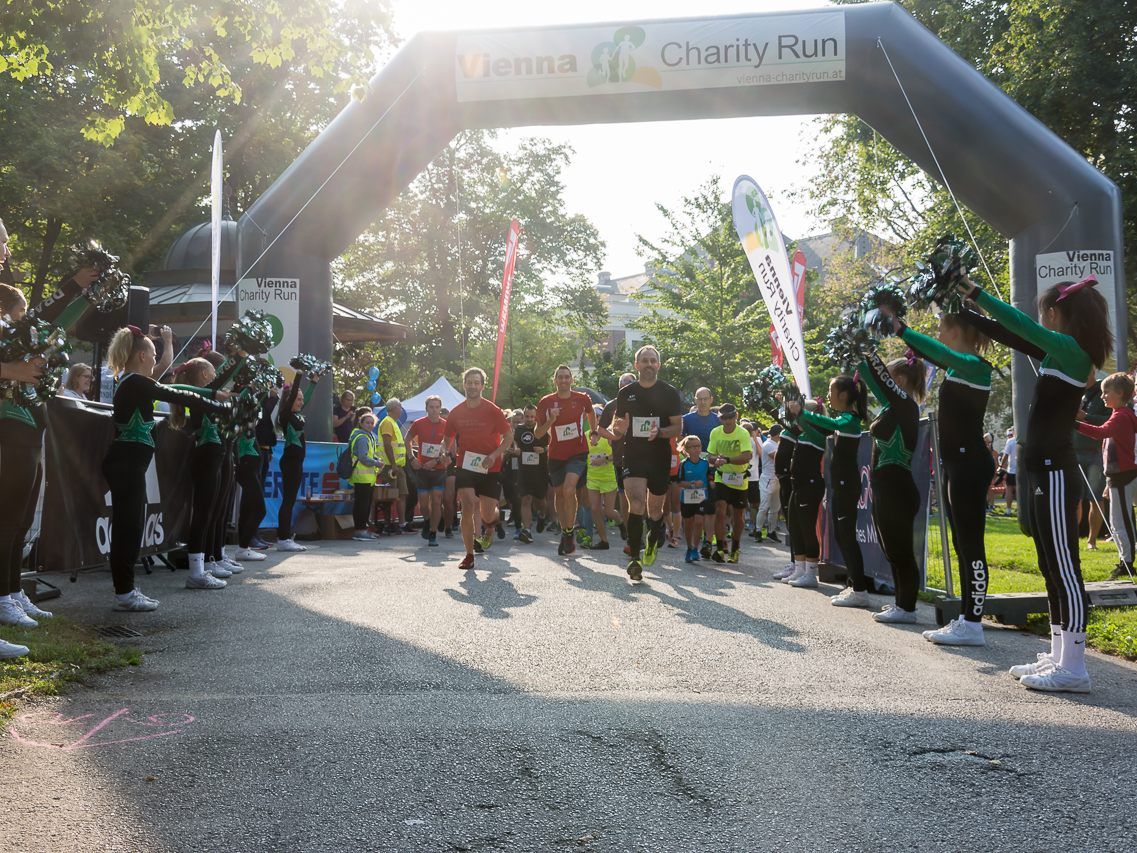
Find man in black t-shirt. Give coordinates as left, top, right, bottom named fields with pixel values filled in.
left=610, top=347, right=683, bottom=580
left=511, top=404, right=549, bottom=543
left=599, top=372, right=637, bottom=528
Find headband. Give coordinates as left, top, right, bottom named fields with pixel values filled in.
left=126, top=324, right=144, bottom=339
left=904, top=348, right=918, bottom=367
left=1055, top=275, right=1098, bottom=302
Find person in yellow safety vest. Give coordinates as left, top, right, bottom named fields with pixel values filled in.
left=379, top=398, right=410, bottom=533
left=349, top=411, right=382, bottom=541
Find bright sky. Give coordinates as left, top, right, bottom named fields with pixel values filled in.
left=390, top=0, right=835, bottom=278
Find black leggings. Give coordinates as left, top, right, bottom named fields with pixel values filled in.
left=942, top=453, right=995, bottom=622
left=188, top=443, right=223, bottom=554
left=237, top=455, right=265, bottom=548
left=1028, top=464, right=1088, bottom=633
left=777, top=474, right=793, bottom=555
left=354, top=483, right=374, bottom=530
left=102, top=443, right=152, bottom=595
left=0, top=429, right=42, bottom=594
left=831, top=478, right=867, bottom=592
left=788, top=474, right=823, bottom=558
left=871, top=466, right=920, bottom=611
left=208, top=447, right=235, bottom=560
left=278, top=446, right=305, bottom=539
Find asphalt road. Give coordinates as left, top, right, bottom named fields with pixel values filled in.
left=4, top=528, right=1137, bottom=852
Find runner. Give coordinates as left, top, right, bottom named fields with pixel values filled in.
left=706, top=403, right=753, bottom=563
left=744, top=421, right=764, bottom=538
left=666, top=436, right=682, bottom=548
left=512, top=404, right=549, bottom=543
left=598, top=372, right=637, bottom=540
left=770, top=397, right=800, bottom=579
left=406, top=395, right=449, bottom=546
left=682, top=387, right=720, bottom=555
left=677, top=436, right=712, bottom=562
left=535, top=365, right=597, bottom=556
left=755, top=424, right=782, bottom=541
left=442, top=368, right=513, bottom=571
left=610, top=346, right=684, bottom=580
left=585, top=408, right=621, bottom=549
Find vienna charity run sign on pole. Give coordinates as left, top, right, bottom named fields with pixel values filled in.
left=732, top=176, right=811, bottom=398
left=492, top=219, right=521, bottom=403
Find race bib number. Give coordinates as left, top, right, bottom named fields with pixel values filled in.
left=670, top=454, right=679, bottom=471
left=421, top=442, right=442, bottom=458
left=631, top=416, right=660, bottom=437
left=682, top=488, right=707, bottom=504
left=521, top=451, right=540, bottom=466
left=554, top=422, right=580, bottom=442
left=589, top=453, right=608, bottom=467
left=461, top=452, right=489, bottom=474
left=720, top=470, right=746, bottom=487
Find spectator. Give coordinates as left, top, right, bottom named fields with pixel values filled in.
left=332, top=390, right=356, bottom=443
left=348, top=410, right=381, bottom=541
left=61, top=363, right=93, bottom=399
left=379, top=398, right=409, bottom=534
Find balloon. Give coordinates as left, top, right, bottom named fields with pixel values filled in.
left=367, top=366, right=380, bottom=382
left=370, top=391, right=381, bottom=405
left=365, top=378, right=377, bottom=391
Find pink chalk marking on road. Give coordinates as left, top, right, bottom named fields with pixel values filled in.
left=9, top=707, right=197, bottom=751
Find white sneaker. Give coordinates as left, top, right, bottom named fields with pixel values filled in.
left=923, top=617, right=985, bottom=646
left=830, top=588, right=871, bottom=608
left=789, top=566, right=819, bottom=588
left=781, top=565, right=806, bottom=584
left=872, top=604, right=918, bottom=624
left=0, top=598, right=37, bottom=628
left=234, top=547, right=266, bottom=562
left=1009, top=653, right=1056, bottom=680
left=205, top=561, right=232, bottom=579
left=113, top=590, right=159, bottom=612
left=219, top=558, right=244, bottom=574
left=1020, top=664, right=1091, bottom=693
left=14, top=590, right=53, bottom=619
left=0, top=638, right=29, bottom=659
left=186, top=573, right=227, bottom=590
left=276, top=538, right=307, bottom=552
left=772, top=563, right=797, bottom=580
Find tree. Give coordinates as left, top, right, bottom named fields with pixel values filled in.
left=333, top=131, right=604, bottom=400
left=630, top=176, right=772, bottom=404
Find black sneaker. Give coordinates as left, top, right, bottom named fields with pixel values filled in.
left=474, top=537, right=484, bottom=554
left=765, top=530, right=780, bottom=543
left=421, top=525, right=430, bottom=540
left=592, top=540, right=610, bottom=550
left=444, top=527, right=453, bottom=538
left=496, top=523, right=506, bottom=540
left=428, top=532, right=438, bottom=547
left=563, top=531, right=576, bottom=556
left=519, top=528, right=533, bottom=544
left=752, top=529, right=764, bottom=541
left=1109, top=562, right=1132, bottom=581
left=626, top=559, right=643, bottom=581
left=536, top=516, right=547, bottom=533
left=700, top=542, right=712, bottom=560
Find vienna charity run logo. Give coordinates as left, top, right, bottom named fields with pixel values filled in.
left=96, top=457, right=164, bottom=555
left=586, top=27, right=661, bottom=88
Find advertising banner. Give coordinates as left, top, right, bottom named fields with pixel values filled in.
left=456, top=12, right=845, bottom=102
left=820, top=422, right=933, bottom=589
left=1035, top=249, right=1117, bottom=357
left=492, top=219, right=522, bottom=402
left=210, top=129, right=223, bottom=347
left=771, top=248, right=808, bottom=368
left=236, top=276, right=300, bottom=371
left=732, top=175, right=811, bottom=398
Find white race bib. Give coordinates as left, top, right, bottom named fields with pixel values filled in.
left=631, top=416, right=660, bottom=437
left=682, top=488, right=707, bottom=504
left=421, top=442, right=442, bottom=458
left=554, top=422, right=580, bottom=442
left=720, top=470, right=746, bottom=487
left=589, top=453, right=608, bottom=467
left=670, top=454, right=679, bottom=471
left=461, top=452, right=489, bottom=474
left=521, top=451, right=540, bottom=466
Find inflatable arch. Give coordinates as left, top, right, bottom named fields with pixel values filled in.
left=238, top=1, right=1125, bottom=440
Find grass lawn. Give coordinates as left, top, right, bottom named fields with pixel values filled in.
left=0, top=614, right=140, bottom=725
left=925, top=512, right=1137, bottom=659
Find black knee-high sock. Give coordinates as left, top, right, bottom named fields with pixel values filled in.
left=628, top=513, right=644, bottom=556
left=647, top=514, right=664, bottom=545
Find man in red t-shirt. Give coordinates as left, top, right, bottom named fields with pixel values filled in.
left=443, top=367, right=513, bottom=570
left=535, top=364, right=598, bottom=556
left=406, top=394, right=449, bottom=547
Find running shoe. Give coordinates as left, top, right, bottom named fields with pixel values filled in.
left=536, top=516, right=547, bottom=533
left=727, top=548, right=740, bottom=564
left=592, top=540, right=610, bottom=550
left=421, top=525, right=430, bottom=540
left=186, top=573, right=227, bottom=590
left=923, top=617, right=985, bottom=646
left=773, top=563, right=797, bottom=580
left=765, top=530, right=780, bottom=543
left=496, top=523, right=506, bottom=540
left=751, top=529, right=763, bottom=541
left=352, top=531, right=374, bottom=541
left=518, top=528, right=533, bottom=544
left=445, top=527, right=453, bottom=538
left=1109, top=561, right=1134, bottom=581
left=872, top=605, right=918, bottom=624
left=459, top=553, right=475, bottom=571
left=0, top=639, right=29, bottom=659
left=1009, top=653, right=1056, bottom=680
left=220, top=559, right=244, bottom=574
left=14, top=590, right=53, bottom=619
left=699, top=542, right=712, bottom=560
left=711, top=549, right=726, bottom=564
left=250, top=536, right=270, bottom=549
left=234, top=547, right=267, bottom=562
left=1020, top=665, right=1091, bottom=693
left=562, top=532, right=576, bottom=556
left=428, top=531, right=439, bottom=547
left=205, top=561, right=232, bottom=579
left=789, top=565, right=818, bottom=588
left=276, top=538, right=307, bottom=552
left=830, top=588, right=871, bottom=608
left=684, top=548, right=696, bottom=563
left=643, top=531, right=660, bottom=567
left=626, top=559, right=643, bottom=581
left=473, top=536, right=486, bottom=553
left=0, top=598, right=37, bottom=628
left=114, top=590, right=160, bottom=611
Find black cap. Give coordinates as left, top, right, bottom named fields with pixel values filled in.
left=718, top=402, right=738, bottom=418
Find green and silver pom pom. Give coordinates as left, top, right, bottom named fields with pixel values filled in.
left=743, top=365, right=791, bottom=413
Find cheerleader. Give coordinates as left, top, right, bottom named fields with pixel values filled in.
left=859, top=350, right=927, bottom=623
left=958, top=275, right=1112, bottom=692
left=276, top=371, right=318, bottom=552
left=201, top=350, right=246, bottom=575
left=0, top=273, right=95, bottom=639
left=770, top=410, right=800, bottom=580
left=779, top=398, right=828, bottom=588
left=101, top=327, right=229, bottom=609
left=788, top=374, right=869, bottom=605
left=883, top=308, right=995, bottom=646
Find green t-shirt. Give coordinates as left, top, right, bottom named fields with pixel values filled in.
left=707, top=424, right=751, bottom=490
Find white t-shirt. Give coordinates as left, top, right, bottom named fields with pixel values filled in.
left=1003, top=437, right=1018, bottom=475
left=760, top=437, right=779, bottom=483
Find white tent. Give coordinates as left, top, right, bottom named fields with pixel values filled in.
left=400, top=376, right=465, bottom=423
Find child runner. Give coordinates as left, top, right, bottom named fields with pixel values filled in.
left=677, top=436, right=711, bottom=563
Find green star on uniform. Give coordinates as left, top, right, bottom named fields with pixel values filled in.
left=196, top=415, right=221, bottom=447
left=237, top=435, right=258, bottom=458
left=117, top=409, right=157, bottom=446
left=285, top=423, right=304, bottom=448
left=0, top=401, right=38, bottom=428
left=874, top=429, right=912, bottom=470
